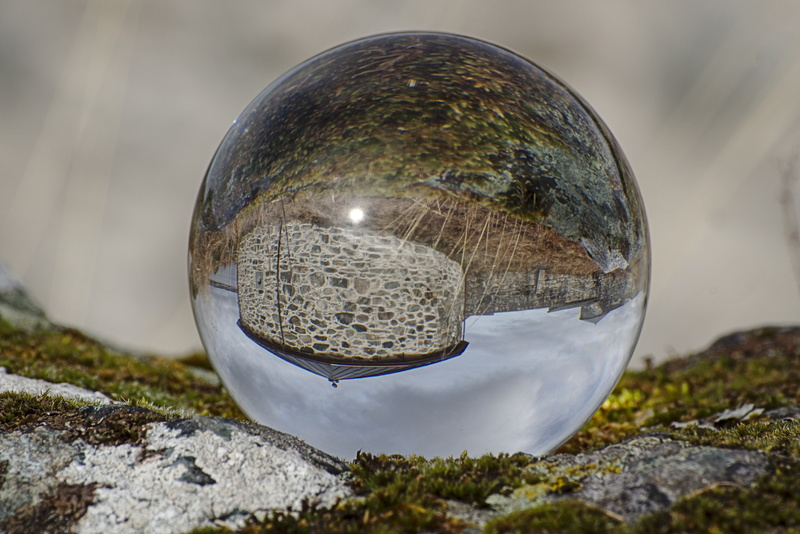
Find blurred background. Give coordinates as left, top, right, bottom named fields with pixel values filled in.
left=1, top=0, right=799, bottom=366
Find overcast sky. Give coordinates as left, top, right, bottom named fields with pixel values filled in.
left=196, top=282, right=644, bottom=458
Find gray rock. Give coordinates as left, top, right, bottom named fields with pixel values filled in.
left=555, top=434, right=769, bottom=520
left=0, top=264, right=351, bottom=532
left=486, top=433, right=770, bottom=523
left=0, top=425, right=83, bottom=530
left=0, top=413, right=351, bottom=533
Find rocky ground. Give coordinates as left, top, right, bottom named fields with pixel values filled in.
left=0, top=262, right=798, bottom=533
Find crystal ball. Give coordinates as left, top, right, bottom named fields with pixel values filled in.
left=189, top=32, right=649, bottom=459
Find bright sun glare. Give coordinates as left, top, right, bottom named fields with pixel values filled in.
left=348, top=207, right=365, bottom=223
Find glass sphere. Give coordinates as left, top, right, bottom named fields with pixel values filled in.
left=189, top=32, right=649, bottom=459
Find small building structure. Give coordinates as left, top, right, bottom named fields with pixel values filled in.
left=237, top=222, right=467, bottom=381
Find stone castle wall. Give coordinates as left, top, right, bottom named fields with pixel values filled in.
left=237, top=223, right=464, bottom=361
left=464, top=268, right=636, bottom=321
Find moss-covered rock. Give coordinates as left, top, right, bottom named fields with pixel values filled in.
left=0, top=263, right=798, bottom=532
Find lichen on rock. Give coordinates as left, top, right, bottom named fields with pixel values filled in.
left=488, top=433, right=771, bottom=522
left=0, top=401, right=350, bottom=533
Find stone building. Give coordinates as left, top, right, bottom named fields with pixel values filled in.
left=237, top=222, right=468, bottom=381
left=234, top=211, right=638, bottom=382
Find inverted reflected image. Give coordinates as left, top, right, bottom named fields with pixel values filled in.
left=188, top=32, right=650, bottom=458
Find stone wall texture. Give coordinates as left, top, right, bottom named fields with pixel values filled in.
left=465, top=268, right=637, bottom=321
left=237, top=223, right=464, bottom=361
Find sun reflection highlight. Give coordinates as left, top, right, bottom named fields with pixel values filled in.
left=348, top=207, right=365, bottom=223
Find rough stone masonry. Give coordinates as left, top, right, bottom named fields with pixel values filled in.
left=237, top=222, right=465, bottom=361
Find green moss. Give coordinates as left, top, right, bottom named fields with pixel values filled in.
left=0, top=391, right=171, bottom=446
left=558, top=327, right=800, bottom=455
left=233, top=327, right=800, bottom=533
left=483, top=501, right=620, bottom=533
left=189, top=453, right=800, bottom=534
left=245, top=498, right=467, bottom=534
left=0, top=316, right=243, bottom=419
left=0, top=391, right=89, bottom=428
left=486, top=450, right=800, bottom=534
left=509, top=460, right=623, bottom=504
left=350, top=451, right=543, bottom=506
left=235, top=449, right=660, bottom=533
left=484, top=458, right=799, bottom=534
left=630, top=456, right=800, bottom=533
left=238, top=452, right=551, bottom=533
left=668, top=420, right=800, bottom=456
left=1, top=311, right=798, bottom=533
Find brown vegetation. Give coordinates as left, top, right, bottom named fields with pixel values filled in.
left=190, top=190, right=600, bottom=295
